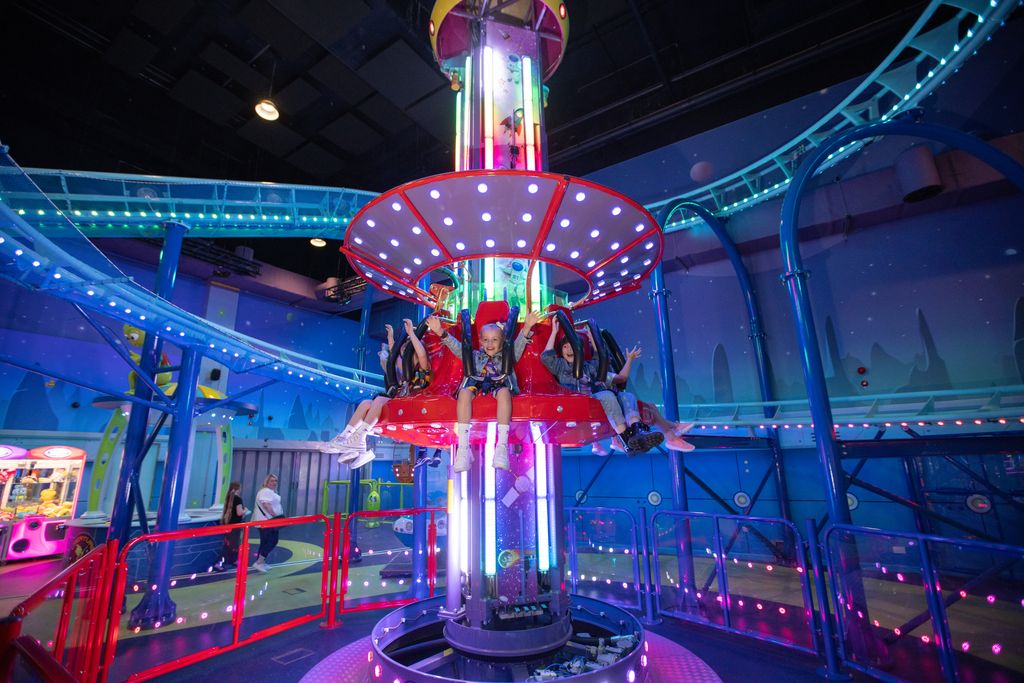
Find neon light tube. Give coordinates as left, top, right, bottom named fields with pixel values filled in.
left=536, top=443, right=550, bottom=572
left=484, top=257, right=495, bottom=301
left=530, top=259, right=542, bottom=309
left=483, top=46, right=494, bottom=170
left=454, top=90, right=463, bottom=171
left=459, top=471, right=469, bottom=576
left=447, top=476, right=460, bottom=578
left=463, top=55, right=472, bottom=170
left=522, top=56, right=536, bottom=171
left=484, top=421, right=497, bottom=576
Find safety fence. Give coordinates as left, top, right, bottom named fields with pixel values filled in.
left=825, top=525, right=1024, bottom=683
left=564, top=506, right=644, bottom=613
left=1, top=507, right=441, bottom=682
left=332, top=508, right=443, bottom=620
left=649, top=510, right=817, bottom=653
left=3, top=506, right=1022, bottom=682
left=1, top=541, right=116, bottom=682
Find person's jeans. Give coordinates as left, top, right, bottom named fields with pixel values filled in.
left=257, top=527, right=279, bottom=560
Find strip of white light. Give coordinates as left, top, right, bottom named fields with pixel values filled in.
left=522, top=55, right=536, bottom=171
left=484, top=421, right=497, bottom=576
left=530, top=423, right=551, bottom=572
left=483, top=46, right=494, bottom=170
left=463, top=54, right=472, bottom=170
left=454, top=89, right=463, bottom=171
left=459, top=471, right=469, bottom=576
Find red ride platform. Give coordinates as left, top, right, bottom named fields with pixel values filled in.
left=374, top=300, right=656, bottom=448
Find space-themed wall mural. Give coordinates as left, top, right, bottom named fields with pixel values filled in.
left=582, top=196, right=1024, bottom=408
left=0, top=255, right=362, bottom=442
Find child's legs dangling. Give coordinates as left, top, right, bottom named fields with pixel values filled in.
left=495, top=387, right=512, bottom=426
left=366, top=396, right=390, bottom=425
left=593, top=390, right=627, bottom=433
left=493, top=387, right=512, bottom=471
left=453, top=387, right=476, bottom=473
left=349, top=399, right=373, bottom=426
left=616, top=391, right=642, bottom=426
left=456, top=387, right=475, bottom=424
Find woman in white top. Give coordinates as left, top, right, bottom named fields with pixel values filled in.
left=252, top=473, right=284, bottom=572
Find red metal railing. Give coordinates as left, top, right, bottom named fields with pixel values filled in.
left=2, top=508, right=444, bottom=681
left=100, top=514, right=332, bottom=683
left=1, top=540, right=116, bottom=682
left=335, top=507, right=444, bottom=619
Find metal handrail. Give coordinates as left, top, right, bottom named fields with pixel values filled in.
left=336, top=507, right=445, bottom=617
left=564, top=506, right=644, bottom=612
left=102, top=515, right=332, bottom=682
left=649, top=509, right=817, bottom=654
left=822, top=524, right=1024, bottom=683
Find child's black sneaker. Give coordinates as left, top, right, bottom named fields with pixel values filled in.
left=624, top=422, right=664, bottom=455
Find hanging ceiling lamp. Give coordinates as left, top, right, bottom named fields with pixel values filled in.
left=255, top=51, right=279, bottom=121
left=255, top=98, right=279, bottom=121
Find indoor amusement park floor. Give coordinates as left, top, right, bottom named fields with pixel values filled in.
left=2, top=521, right=1018, bottom=681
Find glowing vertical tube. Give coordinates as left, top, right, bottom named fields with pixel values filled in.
left=522, top=56, right=536, bottom=171
left=484, top=258, right=495, bottom=301
left=530, top=259, right=542, bottom=309
left=463, top=55, right=472, bottom=170
left=484, top=421, right=497, bottom=576
left=454, top=90, right=463, bottom=171
left=483, top=46, right=494, bottom=170
left=459, top=471, right=469, bottom=576
left=535, top=438, right=551, bottom=572
left=447, top=476, right=458, bottom=569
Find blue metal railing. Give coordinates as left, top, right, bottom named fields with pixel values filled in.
left=823, top=524, right=1024, bottom=683
left=564, top=506, right=644, bottom=614
left=648, top=509, right=817, bottom=654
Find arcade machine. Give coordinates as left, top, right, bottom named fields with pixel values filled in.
left=336, top=2, right=665, bottom=679
left=0, top=444, right=85, bottom=563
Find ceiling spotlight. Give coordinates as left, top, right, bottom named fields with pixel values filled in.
left=255, top=98, right=279, bottom=121
left=310, top=238, right=327, bottom=247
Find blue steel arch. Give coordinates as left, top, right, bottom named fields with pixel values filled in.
left=779, top=114, right=1024, bottom=526
left=656, top=200, right=790, bottom=521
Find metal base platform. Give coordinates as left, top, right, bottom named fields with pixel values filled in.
left=300, top=624, right=721, bottom=683
left=300, top=596, right=723, bottom=683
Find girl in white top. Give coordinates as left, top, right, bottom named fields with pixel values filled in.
left=252, top=473, right=284, bottom=572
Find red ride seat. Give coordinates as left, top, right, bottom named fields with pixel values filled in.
left=376, top=301, right=632, bottom=447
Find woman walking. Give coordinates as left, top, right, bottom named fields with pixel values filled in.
left=213, top=481, right=248, bottom=572
left=252, top=473, right=284, bottom=573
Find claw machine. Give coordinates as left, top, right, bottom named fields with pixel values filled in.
left=0, top=444, right=85, bottom=563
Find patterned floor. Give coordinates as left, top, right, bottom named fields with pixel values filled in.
left=299, top=630, right=723, bottom=682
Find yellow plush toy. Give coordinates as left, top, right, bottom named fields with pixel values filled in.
left=124, top=324, right=173, bottom=392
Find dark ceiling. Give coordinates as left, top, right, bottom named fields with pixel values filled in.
left=2, top=0, right=926, bottom=282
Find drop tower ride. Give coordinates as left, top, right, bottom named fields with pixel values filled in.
left=339, top=2, right=663, bottom=680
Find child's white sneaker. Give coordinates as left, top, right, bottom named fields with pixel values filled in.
left=349, top=449, right=376, bottom=469
left=337, top=446, right=362, bottom=463
left=453, top=444, right=471, bottom=473
left=591, top=441, right=610, bottom=456
left=493, top=443, right=510, bottom=471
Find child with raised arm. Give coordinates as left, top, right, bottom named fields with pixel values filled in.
left=321, top=319, right=431, bottom=468
left=540, top=318, right=665, bottom=455
left=426, top=311, right=541, bottom=472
